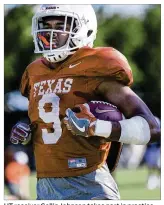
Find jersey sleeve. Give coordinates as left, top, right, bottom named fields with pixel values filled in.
left=87, top=47, right=133, bottom=86
left=20, top=69, right=30, bottom=98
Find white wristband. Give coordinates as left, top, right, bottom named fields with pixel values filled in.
left=94, top=119, right=112, bottom=138
left=119, top=116, right=151, bottom=145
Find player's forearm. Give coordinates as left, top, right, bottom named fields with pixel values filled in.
left=94, top=116, right=160, bottom=145
left=96, top=81, right=160, bottom=144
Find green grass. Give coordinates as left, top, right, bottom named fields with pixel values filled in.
left=5, top=166, right=160, bottom=200
left=115, top=167, right=160, bottom=200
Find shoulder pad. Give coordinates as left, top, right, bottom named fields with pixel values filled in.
left=72, top=47, right=133, bottom=86
left=95, top=47, right=133, bottom=86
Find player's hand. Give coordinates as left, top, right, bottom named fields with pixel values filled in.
left=64, top=104, right=97, bottom=137
left=10, top=122, right=31, bottom=145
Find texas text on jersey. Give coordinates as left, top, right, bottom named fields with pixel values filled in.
left=20, top=46, right=133, bottom=178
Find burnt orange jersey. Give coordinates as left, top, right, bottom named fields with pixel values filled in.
left=20, top=47, right=133, bottom=178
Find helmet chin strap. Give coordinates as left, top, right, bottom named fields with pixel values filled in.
left=42, top=33, right=79, bottom=63
left=43, top=51, right=69, bottom=63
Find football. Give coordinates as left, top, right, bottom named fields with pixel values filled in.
left=86, top=101, right=124, bottom=121
left=85, top=100, right=124, bottom=147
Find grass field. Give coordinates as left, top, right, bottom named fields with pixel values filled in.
left=5, top=166, right=160, bottom=200
left=114, top=167, right=160, bottom=200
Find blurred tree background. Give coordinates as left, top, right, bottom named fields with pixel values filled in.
left=4, top=5, right=161, bottom=200
left=4, top=4, right=161, bottom=117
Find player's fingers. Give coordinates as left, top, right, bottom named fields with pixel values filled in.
left=17, top=123, right=31, bottom=132
left=13, top=127, right=28, bottom=138
left=11, top=131, right=25, bottom=141
left=10, top=137, right=19, bottom=144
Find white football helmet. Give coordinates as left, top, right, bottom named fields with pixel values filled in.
left=32, top=4, right=97, bottom=63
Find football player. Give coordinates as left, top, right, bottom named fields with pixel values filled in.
left=10, top=5, right=160, bottom=200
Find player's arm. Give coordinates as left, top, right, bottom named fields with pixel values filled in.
left=95, top=80, right=160, bottom=144
left=10, top=68, right=32, bottom=145
left=64, top=80, right=160, bottom=145
left=64, top=48, right=160, bottom=144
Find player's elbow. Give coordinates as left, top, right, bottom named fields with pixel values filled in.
left=149, top=126, right=161, bottom=143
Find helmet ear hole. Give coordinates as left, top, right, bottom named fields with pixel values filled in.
left=87, top=30, right=93, bottom=37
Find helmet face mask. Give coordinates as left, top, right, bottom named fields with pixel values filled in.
left=36, top=16, right=72, bottom=50
left=32, top=4, right=97, bottom=63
